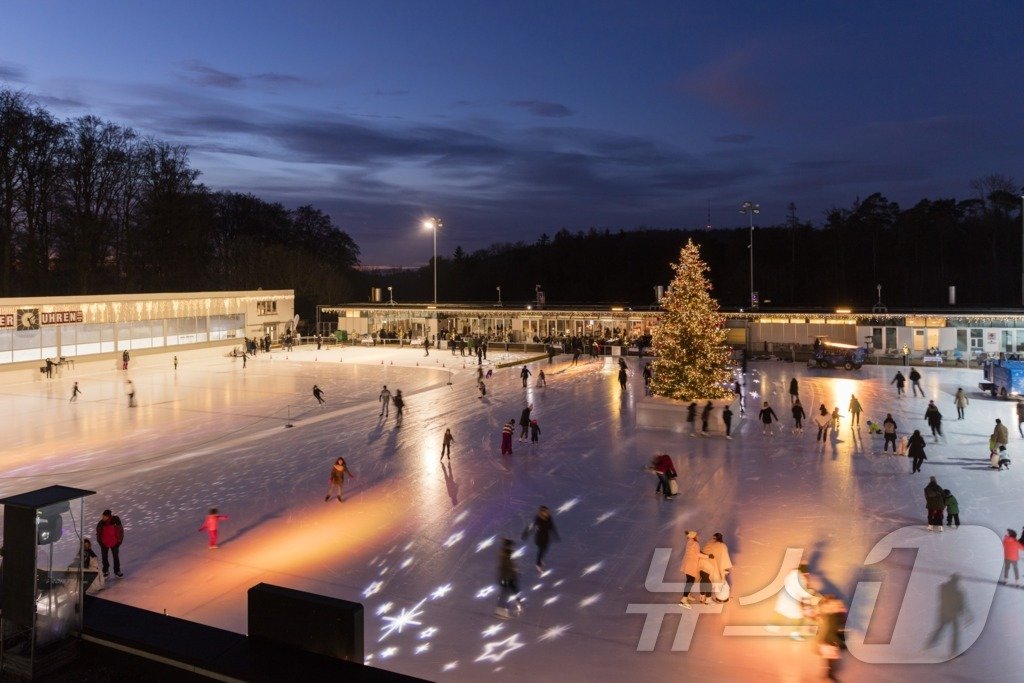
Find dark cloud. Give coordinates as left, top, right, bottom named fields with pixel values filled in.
left=33, top=94, right=87, bottom=109
left=0, top=62, right=26, bottom=82
left=713, top=133, right=753, bottom=144
left=508, top=100, right=573, bottom=118
left=179, top=61, right=310, bottom=90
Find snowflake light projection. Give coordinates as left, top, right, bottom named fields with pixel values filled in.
left=475, top=634, right=525, bottom=663
left=380, top=599, right=427, bottom=641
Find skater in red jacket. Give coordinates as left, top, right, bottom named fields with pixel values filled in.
left=199, top=508, right=229, bottom=548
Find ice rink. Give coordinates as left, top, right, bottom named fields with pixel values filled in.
left=2, top=344, right=1023, bottom=682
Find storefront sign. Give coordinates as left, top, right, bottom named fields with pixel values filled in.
left=0, top=309, right=84, bottom=329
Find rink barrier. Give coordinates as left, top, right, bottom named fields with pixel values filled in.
left=79, top=593, right=426, bottom=682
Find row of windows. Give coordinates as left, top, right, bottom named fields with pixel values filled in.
left=0, top=315, right=244, bottom=364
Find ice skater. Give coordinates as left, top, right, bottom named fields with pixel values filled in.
left=992, top=419, right=1009, bottom=457
left=733, top=380, right=745, bottom=414
left=882, top=413, right=898, bottom=452
left=312, top=384, right=325, bottom=405
left=686, top=402, right=698, bottom=436
left=496, top=538, right=523, bottom=618
left=618, top=364, right=627, bottom=391
left=520, top=365, right=531, bottom=387
left=642, top=362, right=653, bottom=394
left=441, top=428, right=454, bottom=460
left=122, top=349, right=130, bottom=370
left=789, top=377, right=799, bottom=405
left=1017, top=402, right=1024, bottom=437
left=759, top=401, right=778, bottom=436
left=522, top=505, right=560, bottom=572
left=1002, top=530, right=1024, bottom=585
left=891, top=370, right=906, bottom=397
left=96, top=509, right=125, bottom=578
left=924, top=476, right=945, bottom=530
left=379, top=385, right=391, bottom=416
left=519, top=404, right=533, bottom=441
left=817, top=595, right=848, bottom=680
left=82, top=539, right=104, bottom=592
left=701, top=401, right=714, bottom=436
left=722, top=404, right=733, bottom=440
left=70, top=381, right=81, bottom=402
left=703, top=533, right=733, bottom=603
left=478, top=379, right=487, bottom=398
left=650, top=453, right=677, bottom=499
left=814, top=405, right=831, bottom=443
left=924, top=400, right=943, bottom=442
left=393, top=389, right=404, bottom=425
left=125, top=380, right=136, bottom=407
left=173, top=355, right=178, bottom=371
left=954, top=388, right=969, bottom=420
left=909, top=367, right=925, bottom=397
left=198, top=508, right=229, bottom=548
left=530, top=419, right=541, bottom=444
left=423, top=337, right=430, bottom=356
left=324, top=456, right=355, bottom=502
left=772, top=563, right=819, bottom=640
left=943, top=489, right=960, bottom=528
left=501, top=419, right=515, bottom=454
left=909, top=429, right=927, bottom=473
left=791, top=399, right=806, bottom=435
left=537, top=370, right=546, bottom=387
left=678, top=530, right=710, bottom=608
left=848, top=394, right=862, bottom=427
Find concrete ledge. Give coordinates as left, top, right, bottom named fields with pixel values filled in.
left=636, top=395, right=730, bottom=433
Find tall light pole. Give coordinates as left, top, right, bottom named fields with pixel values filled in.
left=423, top=217, right=442, bottom=304
left=740, top=201, right=760, bottom=308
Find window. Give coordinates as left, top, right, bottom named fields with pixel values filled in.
left=970, top=329, right=983, bottom=350
left=257, top=300, right=277, bottom=316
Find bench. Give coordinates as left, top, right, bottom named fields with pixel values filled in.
left=922, top=355, right=944, bottom=365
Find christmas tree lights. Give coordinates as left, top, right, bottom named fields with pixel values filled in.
left=649, top=240, right=732, bottom=400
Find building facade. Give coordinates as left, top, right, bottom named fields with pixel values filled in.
left=0, top=290, right=294, bottom=366
left=322, top=303, right=1024, bottom=357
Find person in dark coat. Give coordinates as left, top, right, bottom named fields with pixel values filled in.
left=520, top=365, right=531, bottom=387
left=96, top=510, right=125, bottom=578
left=924, top=476, right=945, bottom=530
left=519, top=404, right=533, bottom=441
left=817, top=595, right=848, bottom=681
left=496, top=539, right=523, bottom=618
left=392, top=390, right=404, bottom=425
left=758, top=401, right=778, bottom=436
left=891, top=371, right=906, bottom=397
left=686, top=402, right=698, bottom=436
left=789, top=378, right=799, bottom=405
left=722, top=405, right=733, bottom=440
left=618, top=365, right=628, bottom=390
left=908, top=429, right=927, bottom=473
left=312, top=384, right=325, bottom=405
left=791, top=399, right=807, bottom=435
left=909, top=367, right=925, bottom=397
left=523, top=506, right=560, bottom=571
left=924, top=400, right=943, bottom=442
left=701, top=402, right=714, bottom=436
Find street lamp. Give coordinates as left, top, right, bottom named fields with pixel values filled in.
left=423, top=217, right=442, bottom=304
left=740, top=201, right=760, bottom=308
left=496, top=286, right=503, bottom=307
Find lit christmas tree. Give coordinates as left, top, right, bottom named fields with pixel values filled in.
left=649, top=239, right=732, bottom=400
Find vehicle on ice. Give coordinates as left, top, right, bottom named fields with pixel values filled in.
left=979, top=359, right=1024, bottom=398
left=808, top=338, right=866, bottom=370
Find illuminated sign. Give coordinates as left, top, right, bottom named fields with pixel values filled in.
left=1, top=309, right=84, bottom=329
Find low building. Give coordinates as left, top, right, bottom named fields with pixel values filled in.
left=321, top=303, right=1024, bottom=358
left=0, top=290, right=294, bottom=368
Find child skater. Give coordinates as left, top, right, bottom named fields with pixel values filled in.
left=325, top=457, right=356, bottom=502
left=199, top=508, right=229, bottom=549
left=530, top=418, right=541, bottom=444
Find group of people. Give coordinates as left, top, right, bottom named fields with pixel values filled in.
left=495, top=506, right=561, bottom=618
left=677, top=530, right=733, bottom=608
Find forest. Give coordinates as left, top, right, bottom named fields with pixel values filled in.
left=2, top=88, right=1021, bottom=316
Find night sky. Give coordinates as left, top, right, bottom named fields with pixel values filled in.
left=3, top=1, right=1022, bottom=266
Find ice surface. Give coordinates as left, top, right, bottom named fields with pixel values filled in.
left=3, top=346, right=1023, bottom=682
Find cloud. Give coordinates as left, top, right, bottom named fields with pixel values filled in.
left=0, top=61, right=26, bottom=82
left=676, top=47, right=776, bottom=116
left=179, top=61, right=310, bottom=90
left=508, top=100, right=573, bottom=118
left=713, top=133, right=753, bottom=144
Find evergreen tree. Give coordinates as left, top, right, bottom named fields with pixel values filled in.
left=649, top=239, right=732, bottom=400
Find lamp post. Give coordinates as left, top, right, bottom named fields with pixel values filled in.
left=423, top=217, right=442, bottom=304
left=740, top=201, right=760, bottom=308
left=496, top=286, right=502, bottom=307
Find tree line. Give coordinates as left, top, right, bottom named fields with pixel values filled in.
left=4, top=87, right=1021, bottom=314
left=0, top=89, right=360, bottom=316
left=364, top=182, right=1024, bottom=310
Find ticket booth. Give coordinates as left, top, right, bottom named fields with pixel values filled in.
left=0, top=485, right=95, bottom=679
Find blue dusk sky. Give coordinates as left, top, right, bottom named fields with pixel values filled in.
left=2, top=1, right=1022, bottom=265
